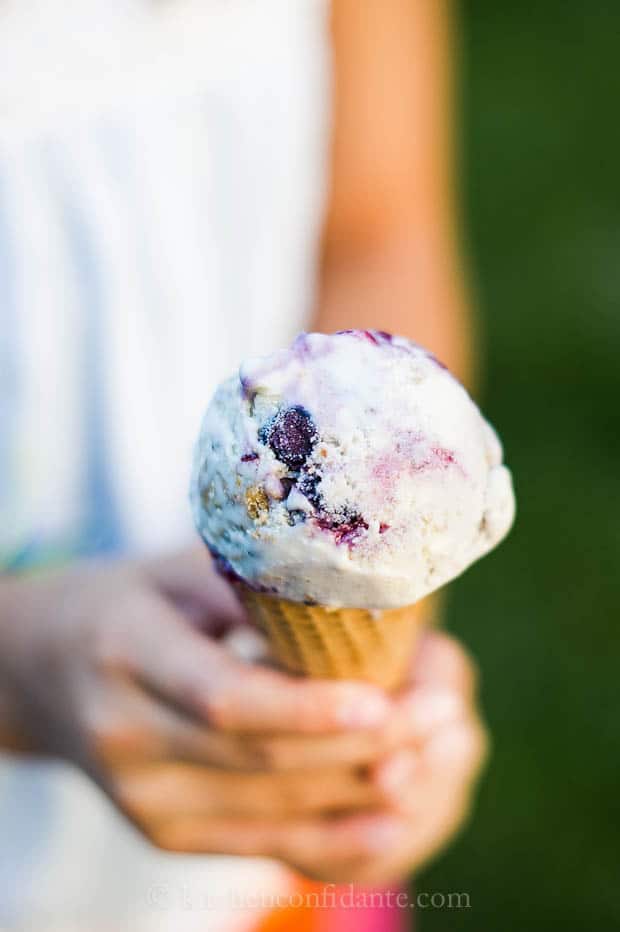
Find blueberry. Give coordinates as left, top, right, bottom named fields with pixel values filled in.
left=315, top=508, right=368, bottom=546
left=279, top=476, right=295, bottom=499
left=335, top=516, right=368, bottom=546
left=336, top=328, right=393, bottom=346
left=259, top=405, right=318, bottom=469
left=297, top=469, right=323, bottom=507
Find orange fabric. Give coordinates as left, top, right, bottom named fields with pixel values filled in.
left=253, top=881, right=319, bottom=932
left=252, top=878, right=405, bottom=932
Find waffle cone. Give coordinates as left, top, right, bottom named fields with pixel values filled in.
left=239, top=587, right=426, bottom=690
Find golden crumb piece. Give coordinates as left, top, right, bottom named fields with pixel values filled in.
left=245, top=485, right=270, bottom=521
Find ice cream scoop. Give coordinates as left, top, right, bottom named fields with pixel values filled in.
left=191, top=330, right=515, bottom=612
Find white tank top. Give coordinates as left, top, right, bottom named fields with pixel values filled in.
left=0, top=1, right=330, bottom=928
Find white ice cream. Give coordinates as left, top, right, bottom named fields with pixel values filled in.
left=191, top=330, right=515, bottom=609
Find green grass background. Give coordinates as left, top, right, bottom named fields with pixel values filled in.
left=417, top=3, right=620, bottom=929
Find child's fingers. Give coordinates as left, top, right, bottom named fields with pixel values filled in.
left=151, top=810, right=407, bottom=867
left=118, top=591, right=390, bottom=735
left=115, top=761, right=378, bottom=823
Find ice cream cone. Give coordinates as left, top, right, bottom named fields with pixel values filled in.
left=239, top=586, right=427, bottom=690
left=193, top=330, right=514, bottom=691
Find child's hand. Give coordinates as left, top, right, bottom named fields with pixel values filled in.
left=0, top=548, right=487, bottom=882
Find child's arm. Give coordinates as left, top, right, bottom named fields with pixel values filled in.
left=316, top=0, right=474, bottom=388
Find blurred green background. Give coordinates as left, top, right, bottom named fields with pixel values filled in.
left=419, top=2, right=619, bottom=929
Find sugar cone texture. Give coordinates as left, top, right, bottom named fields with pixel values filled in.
left=239, top=587, right=426, bottom=690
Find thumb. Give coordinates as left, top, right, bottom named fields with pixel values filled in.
left=412, top=630, right=479, bottom=700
